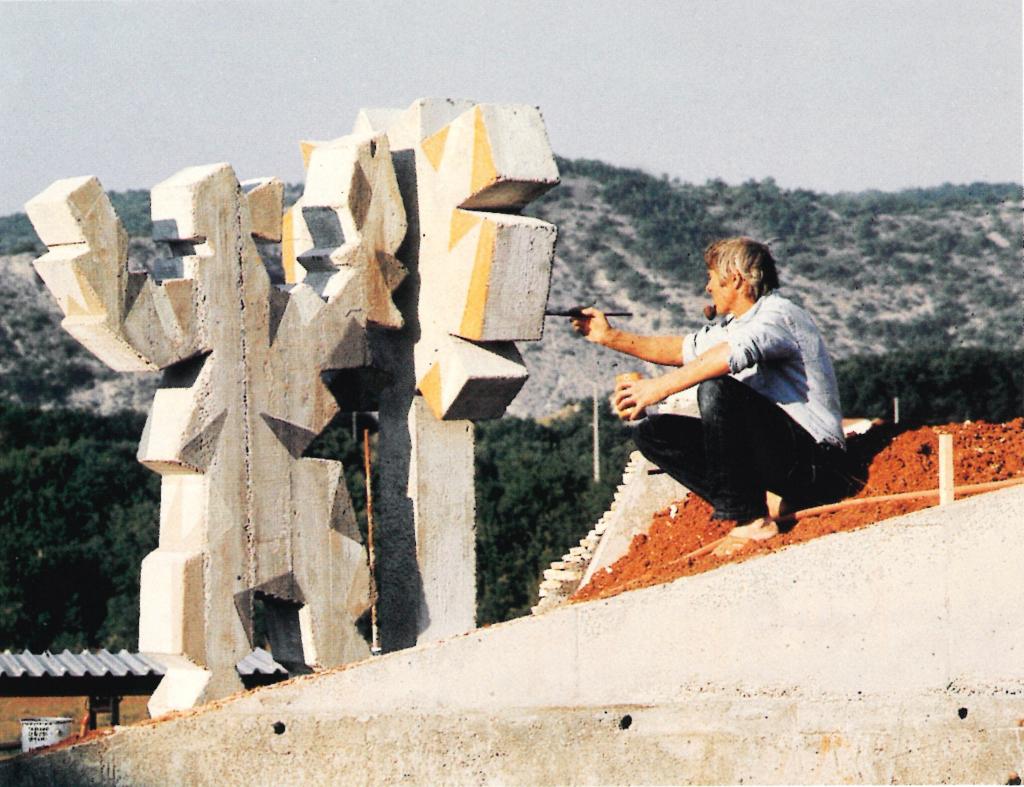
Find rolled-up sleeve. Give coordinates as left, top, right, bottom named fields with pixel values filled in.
left=684, top=324, right=727, bottom=363
left=726, top=315, right=799, bottom=374
left=682, top=333, right=698, bottom=363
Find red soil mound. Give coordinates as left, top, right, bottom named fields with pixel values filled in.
left=573, top=418, right=1024, bottom=603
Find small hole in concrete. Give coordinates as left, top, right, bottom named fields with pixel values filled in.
left=957, top=707, right=968, bottom=720
left=619, top=714, right=632, bottom=730
left=272, top=721, right=286, bottom=735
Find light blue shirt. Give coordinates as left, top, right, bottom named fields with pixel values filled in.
left=682, top=292, right=846, bottom=448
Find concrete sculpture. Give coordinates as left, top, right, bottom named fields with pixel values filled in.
left=27, top=98, right=557, bottom=710
left=26, top=131, right=407, bottom=714
left=285, top=99, right=559, bottom=649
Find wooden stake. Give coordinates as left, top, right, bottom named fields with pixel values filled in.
left=592, top=384, right=600, bottom=483
left=938, top=433, right=954, bottom=506
left=363, top=428, right=380, bottom=654
left=772, top=476, right=1021, bottom=524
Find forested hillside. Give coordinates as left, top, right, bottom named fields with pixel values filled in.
left=524, top=160, right=1020, bottom=414
left=0, top=161, right=1019, bottom=415
left=1, top=348, right=1021, bottom=648
left=0, top=159, right=1020, bottom=645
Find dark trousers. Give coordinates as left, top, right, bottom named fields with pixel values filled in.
left=634, top=377, right=851, bottom=522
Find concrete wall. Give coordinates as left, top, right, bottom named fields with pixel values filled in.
left=7, top=486, right=1024, bottom=784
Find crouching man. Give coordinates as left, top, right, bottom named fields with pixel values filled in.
left=573, top=237, right=850, bottom=554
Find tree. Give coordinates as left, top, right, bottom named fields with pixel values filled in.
left=0, top=403, right=157, bottom=649
left=474, top=401, right=633, bottom=623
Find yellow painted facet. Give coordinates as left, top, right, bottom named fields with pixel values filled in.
left=470, top=107, right=498, bottom=197
left=418, top=361, right=445, bottom=419
left=459, top=220, right=496, bottom=339
left=281, top=208, right=297, bottom=284
left=300, top=141, right=319, bottom=171
left=421, top=126, right=450, bottom=172
left=449, top=209, right=482, bottom=251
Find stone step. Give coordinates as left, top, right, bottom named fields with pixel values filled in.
left=543, top=568, right=582, bottom=582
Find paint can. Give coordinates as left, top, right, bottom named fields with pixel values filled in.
left=20, top=717, right=73, bottom=752
left=613, top=372, right=645, bottom=419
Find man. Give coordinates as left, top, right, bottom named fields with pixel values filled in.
left=572, top=237, right=850, bottom=554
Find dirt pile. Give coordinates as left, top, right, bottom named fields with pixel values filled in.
left=573, top=419, right=1024, bottom=603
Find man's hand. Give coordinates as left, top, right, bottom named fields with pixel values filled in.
left=571, top=307, right=612, bottom=345
left=613, top=374, right=669, bottom=421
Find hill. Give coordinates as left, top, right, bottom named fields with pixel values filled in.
left=0, top=161, right=1019, bottom=416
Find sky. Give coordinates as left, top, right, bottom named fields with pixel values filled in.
left=0, top=1, right=1020, bottom=215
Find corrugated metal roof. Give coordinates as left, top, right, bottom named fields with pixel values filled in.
left=0, top=648, right=286, bottom=678
left=0, top=649, right=164, bottom=678
left=236, top=648, right=288, bottom=677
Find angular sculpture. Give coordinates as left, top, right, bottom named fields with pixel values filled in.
left=26, top=131, right=407, bottom=714
left=28, top=98, right=557, bottom=709
left=385, top=101, right=558, bottom=421
left=285, top=100, right=559, bottom=648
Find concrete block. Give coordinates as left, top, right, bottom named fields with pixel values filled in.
left=138, top=549, right=205, bottom=659
left=24, top=175, right=114, bottom=247
left=26, top=174, right=209, bottom=374
left=443, top=210, right=555, bottom=342
left=150, top=163, right=238, bottom=242
left=281, top=202, right=312, bottom=284
left=137, top=358, right=221, bottom=473
left=352, top=107, right=405, bottom=135
left=395, top=98, right=557, bottom=429
left=380, top=98, right=475, bottom=151
left=408, top=396, right=476, bottom=642
left=294, top=529, right=371, bottom=668
left=297, top=133, right=407, bottom=329
left=416, top=336, right=528, bottom=421
left=335, top=97, right=558, bottom=650
left=544, top=568, right=582, bottom=582
left=28, top=97, right=558, bottom=704
left=63, top=314, right=158, bottom=373
left=32, top=245, right=106, bottom=315
left=242, top=177, right=284, bottom=241
left=120, top=277, right=195, bottom=368
left=144, top=654, right=212, bottom=719
left=434, top=104, right=559, bottom=210
left=157, top=474, right=207, bottom=551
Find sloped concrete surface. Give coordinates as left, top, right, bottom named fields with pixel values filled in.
left=6, top=486, right=1024, bottom=785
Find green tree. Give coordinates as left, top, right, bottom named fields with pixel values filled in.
left=836, top=348, right=1023, bottom=424
left=0, top=403, right=157, bottom=650
left=474, top=401, right=633, bottom=624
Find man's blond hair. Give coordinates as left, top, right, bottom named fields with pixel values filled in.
left=704, top=237, right=780, bottom=301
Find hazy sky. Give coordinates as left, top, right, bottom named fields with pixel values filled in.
left=1, top=1, right=1020, bottom=215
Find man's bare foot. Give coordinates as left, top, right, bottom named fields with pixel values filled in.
left=729, top=517, right=780, bottom=541
left=766, top=492, right=794, bottom=520
left=711, top=517, right=779, bottom=558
